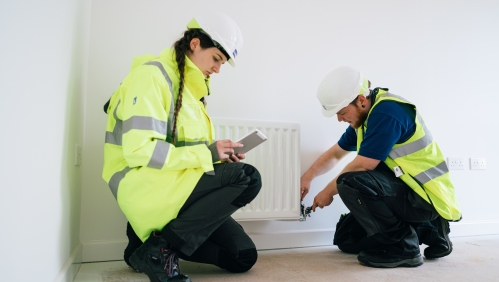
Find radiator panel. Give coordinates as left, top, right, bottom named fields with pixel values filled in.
left=211, top=118, right=300, bottom=221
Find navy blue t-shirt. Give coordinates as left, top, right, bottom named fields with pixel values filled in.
left=337, top=91, right=416, bottom=161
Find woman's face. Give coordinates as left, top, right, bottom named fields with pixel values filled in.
left=187, top=38, right=228, bottom=78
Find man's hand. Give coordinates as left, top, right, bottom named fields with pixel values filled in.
left=300, top=175, right=312, bottom=201
left=312, top=187, right=335, bottom=212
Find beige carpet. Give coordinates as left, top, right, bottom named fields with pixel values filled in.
left=74, top=235, right=499, bottom=282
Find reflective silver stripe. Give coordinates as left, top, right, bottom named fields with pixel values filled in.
left=147, top=141, right=170, bottom=169
left=145, top=61, right=174, bottom=93
left=382, top=93, right=434, bottom=159
left=413, top=161, right=449, bottom=185
left=105, top=131, right=121, bottom=145
left=382, top=93, right=412, bottom=104
left=389, top=113, right=433, bottom=159
left=144, top=61, right=175, bottom=138
left=109, top=166, right=131, bottom=199
left=105, top=61, right=176, bottom=146
left=123, top=116, right=167, bottom=135
left=175, top=140, right=210, bottom=147
left=105, top=100, right=123, bottom=145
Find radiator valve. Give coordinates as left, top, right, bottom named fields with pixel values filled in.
left=300, top=201, right=312, bottom=221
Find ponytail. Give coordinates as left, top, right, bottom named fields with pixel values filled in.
left=171, top=29, right=218, bottom=144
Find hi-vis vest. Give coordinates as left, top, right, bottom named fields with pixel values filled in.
left=357, top=89, right=461, bottom=221
left=102, top=48, right=215, bottom=241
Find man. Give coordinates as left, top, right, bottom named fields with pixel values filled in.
left=300, top=66, right=461, bottom=268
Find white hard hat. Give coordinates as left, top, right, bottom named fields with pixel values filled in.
left=316, top=66, right=370, bottom=117
left=187, top=12, right=243, bottom=67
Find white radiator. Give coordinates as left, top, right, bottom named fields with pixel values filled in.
left=211, top=117, right=301, bottom=221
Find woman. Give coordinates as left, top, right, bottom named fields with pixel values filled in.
left=102, top=12, right=261, bottom=282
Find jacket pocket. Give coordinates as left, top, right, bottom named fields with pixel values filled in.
left=177, top=122, right=208, bottom=146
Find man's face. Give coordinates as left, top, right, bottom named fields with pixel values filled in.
left=336, top=102, right=369, bottom=129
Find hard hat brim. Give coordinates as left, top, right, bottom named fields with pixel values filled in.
left=321, top=107, right=337, bottom=117
left=320, top=99, right=351, bottom=117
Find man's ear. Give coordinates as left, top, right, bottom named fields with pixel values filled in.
left=357, top=95, right=367, bottom=107
left=190, top=38, right=200, bottom=51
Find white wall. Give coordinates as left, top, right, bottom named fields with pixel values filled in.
left=0, top=0, right=91, bottom=281
left=81, top=0, right=499, bottom=261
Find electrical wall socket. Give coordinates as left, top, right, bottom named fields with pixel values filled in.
left=470, top=158, right=486, bottom=170
left=447, top=157, right=465, bottom=170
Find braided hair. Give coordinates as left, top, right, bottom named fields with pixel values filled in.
left=171, top=29, right=229, bottom=144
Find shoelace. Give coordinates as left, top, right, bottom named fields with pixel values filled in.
left=161, top=247, right=180, bottom=277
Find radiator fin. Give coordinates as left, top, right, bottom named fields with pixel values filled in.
left=211, top=118, right=300, bottom=221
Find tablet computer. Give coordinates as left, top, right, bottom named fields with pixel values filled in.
left=234, top=129, right=268, bottom=154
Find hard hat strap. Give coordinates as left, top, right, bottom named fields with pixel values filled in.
left=197, top=29, right=230, bottom=60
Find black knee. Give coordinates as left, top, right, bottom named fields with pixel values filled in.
left=336, top=171, right=358, bottom=194
left=336, top=171, right=357, bottom=199
left=337, top=171, right=382, bottom=198
left=218, top=248, right=258, bottom=273
left=231, top=164, right=262, bottom=208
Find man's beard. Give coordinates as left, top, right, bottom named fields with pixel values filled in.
left=350, top=105, right=369, bottom=129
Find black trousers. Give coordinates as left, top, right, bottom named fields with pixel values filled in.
left=126, top=162, right=262, bottom=273
left=336, top=165, right=440, bottom=256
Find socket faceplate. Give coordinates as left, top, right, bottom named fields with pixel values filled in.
left=470, top=158, right=486, bottom=170
left=447, top=157, right=465, bottom=170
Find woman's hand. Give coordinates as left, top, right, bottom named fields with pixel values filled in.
left=227, top=152, right=246, bottom=162
left=216, top=139, right=245, bottom=163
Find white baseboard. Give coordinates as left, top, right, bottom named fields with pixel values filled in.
left=54, top=242, right=82, bottom=282
left=82, top=239, right=128, bottom=262
left=80, top=230, right=334, bottom=262
left=449, top=220, right=499, bottom=238
left=248, top=228, right=335, bottom=250
left=81, top=221, right=499, bottom=262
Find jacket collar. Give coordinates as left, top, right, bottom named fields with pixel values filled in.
left=160, top=48, right=210, bottom=101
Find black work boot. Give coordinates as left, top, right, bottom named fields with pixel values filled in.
left=358, top=249, right=423, bottom=268
left=358, top=225, right=423, bottom=268
left=130, top=231, right=192, bottom=282
left=124, top=222, right=143, bottom=271
left=424, top=216, right=453, bottom=259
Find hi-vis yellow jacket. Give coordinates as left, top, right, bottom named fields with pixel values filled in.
left=357, top=89, right=462, bottom=221
left=103, top=48, right=216, bottom=242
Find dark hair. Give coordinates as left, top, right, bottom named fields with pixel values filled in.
left=171, top=29, right=228, bottom=144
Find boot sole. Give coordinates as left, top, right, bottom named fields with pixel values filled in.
left=129, top=252, right=161, bottom=282
left=424, top=243, right=453, bottom=259
left=129, top=252, right=192, bottom=282
left=358, top=254, right=424, bottom=268
left=424, top=218, right=453, bottom=259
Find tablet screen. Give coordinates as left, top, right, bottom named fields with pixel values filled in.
left=233, top=129, right=268, bottom=154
